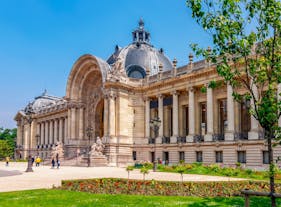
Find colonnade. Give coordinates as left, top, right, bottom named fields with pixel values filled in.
left=145, top=83, right=264, bottom=142
left=37, top=117, right=67, bottom=147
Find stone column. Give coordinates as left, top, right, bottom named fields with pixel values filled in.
left=54, top=119, right=58, bottom=142
left=103, top=96, right=109, bottom=142
left=171, top=91, right=179, bottom=143
left=45, top=121, right=49, bottom=146
left=78, top=108, right=84, bottom=139
left=71, top=108, right=76, bottom=139
left=248, top=83, right=259, bottom=140
left=145, top=98, right=150, bottom=139
left=225, top=83, right=235, bottom=141
left=49, top=120, right=53, bottom=145
left=277, top=83, right=281, bottom=127
left=205, top=85, right=214, bottom=141
left=157, top=94, right=164, bottom=143
left=40, top=122, right=44, bottom=145
left=109, top=94, right=116, bottom=140
left=67, top=109, right=71, bottom=140
left=59, top=118, right=63, bottom=142
left=64, top=117, right=67, bottom=143
left=36, top=123, right=40, bottom=146
left=187, top=87, right=195, bottom=142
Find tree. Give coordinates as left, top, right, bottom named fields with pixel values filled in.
left=176, top=165, right=185, bottom=183
left=186, top=0, right=281, bottom=206
left=140, top=166, right=149, bottom=181
left=0, top=140, right=13, bottom=159
left=0, top=128, right=17, bottom=158
left=126, top=165, right=134, bottom=180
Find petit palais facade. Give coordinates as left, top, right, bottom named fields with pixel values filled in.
left=14, top=20, right=281, bottom=168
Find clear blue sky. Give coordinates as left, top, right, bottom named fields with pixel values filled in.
left=0, top=0, right=212, bottom=129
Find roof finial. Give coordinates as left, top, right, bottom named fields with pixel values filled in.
left=42, top=89, right=47, bottom=96
left=139, top=18, right=144, bottom=29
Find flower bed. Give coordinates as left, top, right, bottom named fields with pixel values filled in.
left=60, top=178, right=281, bottom=197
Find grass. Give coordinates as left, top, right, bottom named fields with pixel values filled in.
left=0, top=189, right=280, bottom=207
left=153, top=163, right=281, bottom=181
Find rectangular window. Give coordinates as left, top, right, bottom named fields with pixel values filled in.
left=237, top=151, right=246, bottom=163
left=163, top=151, right=169, bottom=165
left=132, top=151, right=137, bottom=161
left=196, top=151, right=203, bottom=162
left=215, top=151, right=223, bottom=163
left=179, top=151, right=185, bottom=163
left=151, top=152, right=155, bottom=163
left=218, top=99, right=227, bottom=135
left=200, top=102, right=207, bottom=135
left=263, top=151, right=269, bottom=164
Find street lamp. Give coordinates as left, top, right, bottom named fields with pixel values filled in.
left=25, top=115, right=33, bottom=172
left=35, top=134, right=40, bottom=156
left=149, top=117, right=161, bottom=172
left=86, top=126, right=93, bottom=167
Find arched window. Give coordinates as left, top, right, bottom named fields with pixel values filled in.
left=126, top=65, right=146, bottom=79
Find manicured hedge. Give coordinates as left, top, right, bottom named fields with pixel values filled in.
left=60, top=178, right=281, bottom=197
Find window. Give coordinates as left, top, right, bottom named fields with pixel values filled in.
left=237, top=151, right=246, bottom=163
left=200, top=103, right=207, bottom=135
left=215, top=151, right=223, bottom=163
left=163, top=151, right=169, bottom=165
left=218, top=99, right=227, bottom=135
left=263, top=151, right=269, bottom=164
left=151, top=152, right=155, bottom=163
left=196, top=151, right=203, bottom=162
left=132, top=151, right=137, bottom=161
left=179, top=151, right=185, bottom=163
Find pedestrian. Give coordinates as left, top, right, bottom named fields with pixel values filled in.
left=31, top=157, right=35, bottom=166
left=35, top=156, right=41, bottom=167
left=5, top=157, right=9, bottom=166
left=57, top=159, right=60, bottom=169
left=51, top=157, right=55, bottom=168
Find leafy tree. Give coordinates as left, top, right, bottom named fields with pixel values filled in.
left=140, top=166, right=149, bottom=181
left=126, top=165, right=134, bottom=180
left=186, top=0, right=281, bottom=206
left=176, top=165, right=186, bottom=183
left=0, top=127, right=17, bottom=159
left=0, top=140, right=13, bottom=159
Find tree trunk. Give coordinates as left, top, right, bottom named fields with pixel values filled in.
left=267, top=129, right=276, bottom=207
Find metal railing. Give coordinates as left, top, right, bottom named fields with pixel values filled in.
left=177, top=136, right=187, bottom=143
left=162, top=136, right=170, bottom=144
left=234, top=132, right=248, bottom=140
left=212, top=134, right=225, bottom=141
left=148, top=138, right=155, bottom=144
left=194, top=135, right=204, bottom=143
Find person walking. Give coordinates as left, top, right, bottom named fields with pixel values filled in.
left=35, top=156, right=41, bottom=167
left=56, top=153, right=60, bottom=169
left=51, top=157, right=55, bottom=168
left=5, top=157, right=9, bottom=166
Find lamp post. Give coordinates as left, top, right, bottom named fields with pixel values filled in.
left=149, top=117, right=161, bottom=172
left=86, top=126, right=93, bottom=167
left=35, top=134, right=40, bottom=156
left=25, top=115, right=33, bottom=172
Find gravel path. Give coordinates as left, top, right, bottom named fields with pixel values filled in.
left=0, top=162, right=245, bottom=192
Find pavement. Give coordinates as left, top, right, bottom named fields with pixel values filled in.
left=0, top=162, right=245, bottom=192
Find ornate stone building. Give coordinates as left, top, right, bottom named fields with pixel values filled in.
left=15, top=20, right=281, bottom=168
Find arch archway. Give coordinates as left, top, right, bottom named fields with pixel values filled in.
left=66, top=55, right=110, bottom=139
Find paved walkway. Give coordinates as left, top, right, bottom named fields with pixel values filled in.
left=0, top=162, right=245, bottom=192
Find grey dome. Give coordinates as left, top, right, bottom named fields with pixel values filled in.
left=24, top=90, right=64, bottom=113
left=107, top=20, right=173, bottom=78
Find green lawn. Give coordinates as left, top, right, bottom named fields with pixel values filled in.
left=0, top=189, right=280, bottom=207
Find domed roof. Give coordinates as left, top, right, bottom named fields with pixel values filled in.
left=107, top=19, right=173, bottom=79
left=24, top=90, right=64, bottom=114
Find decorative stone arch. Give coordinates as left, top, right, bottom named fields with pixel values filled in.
left=66, top=54, right=110, bottom=139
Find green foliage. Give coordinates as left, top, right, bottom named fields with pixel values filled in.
left=0, top=140, right=13, bottom=159
left=0, top=127, right=17, bottom=159
left=157, top=163, right=278, bottom=181
left=1, top=189, right=281, bottom=207
left=200, top=85, right=207, bottom=93
left=60, top=178, right=281, bottom=197
left=140, top=167, right=149, bottom=180
left=126, top=166, right=134, bottom=179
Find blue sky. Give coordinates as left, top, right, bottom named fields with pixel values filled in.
left=0, top=0, right=212, bottom=128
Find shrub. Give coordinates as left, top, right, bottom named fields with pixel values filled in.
left=60, top=178, right=281, bottom=197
